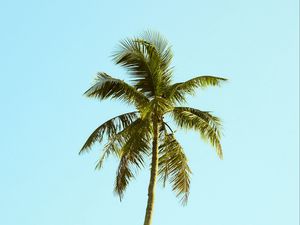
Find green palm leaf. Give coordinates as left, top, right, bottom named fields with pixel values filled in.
left=94, top=118, right=145, bottom=170
left=114, top=118, right=152, bottom=199
left=172, top=107, right=223, bottom=159
left=113, top=31, right=173, bottom=97
left=114, top=154, right=134, bottom=200
left=113, top=38, right=156, bottom=97
left=79, top=111, right=139, bottom=154
left=158, top=131, right=191, bottom=205
left=166, top=76, right=227, bottom=103
left=84, top=72, right=148, bottom=108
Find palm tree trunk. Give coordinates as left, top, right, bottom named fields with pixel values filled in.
left=143, top=117, right=159, bottom=225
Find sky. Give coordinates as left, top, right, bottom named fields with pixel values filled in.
left=0, top=0, right=299, bottom=225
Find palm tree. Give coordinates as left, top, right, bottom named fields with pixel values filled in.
left=80, top=31, right=226, bottom=225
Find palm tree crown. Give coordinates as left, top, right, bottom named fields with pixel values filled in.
left=80, top=31, right=226, bottom=225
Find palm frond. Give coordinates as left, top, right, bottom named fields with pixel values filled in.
left=172, top=107, right=223, bottom=159
left=141, top=31, right=170, bottom=59
left=114, top=154, right=134, bottom=200
left=158, top=132, right=191, bottom=205
left=113, top=38, right=156, bottom=97
left=133, top=39, right=172, bottom=96
left=94, top=144, right=118, bottom=170
left=84, top=72, right=148, bottom=108
left=113, top=118, right=152, bottom=199
left=165, top=76, right=227, bottom=103
left=113, top=31, right=173, bottom=97
left=79, top=111, right=138, bottom=154
left=139, top=31, right=173, bottom=84
left=94, top=118, right=145, bottom=170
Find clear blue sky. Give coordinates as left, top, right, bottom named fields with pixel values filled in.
left=0, top=0, right=298, bottom=225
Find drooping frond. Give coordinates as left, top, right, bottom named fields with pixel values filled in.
left=118, top=119, right=151, bottom=168
left=113, top=118, right=152, bottom=199
left=172, top=107, right=223, bottom=159
left=165, top=76, right=227, bottom=103
left=158, top=131, right=191, bottom=205
left=79, top=111, right=139, bottom=154
left=113, top=31, right=173, bottom=97
left=94, top=118, right=143, bottom=170
left=94, top=143, right=119, bottom=170
left=84, top=72, right=148, bottom=108
left=90, top=117, right=152, bottom=198
left=114, top=154, right=134, bottom=200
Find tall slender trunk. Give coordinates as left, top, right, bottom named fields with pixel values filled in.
left=143, top=117, right=159, bottom=225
